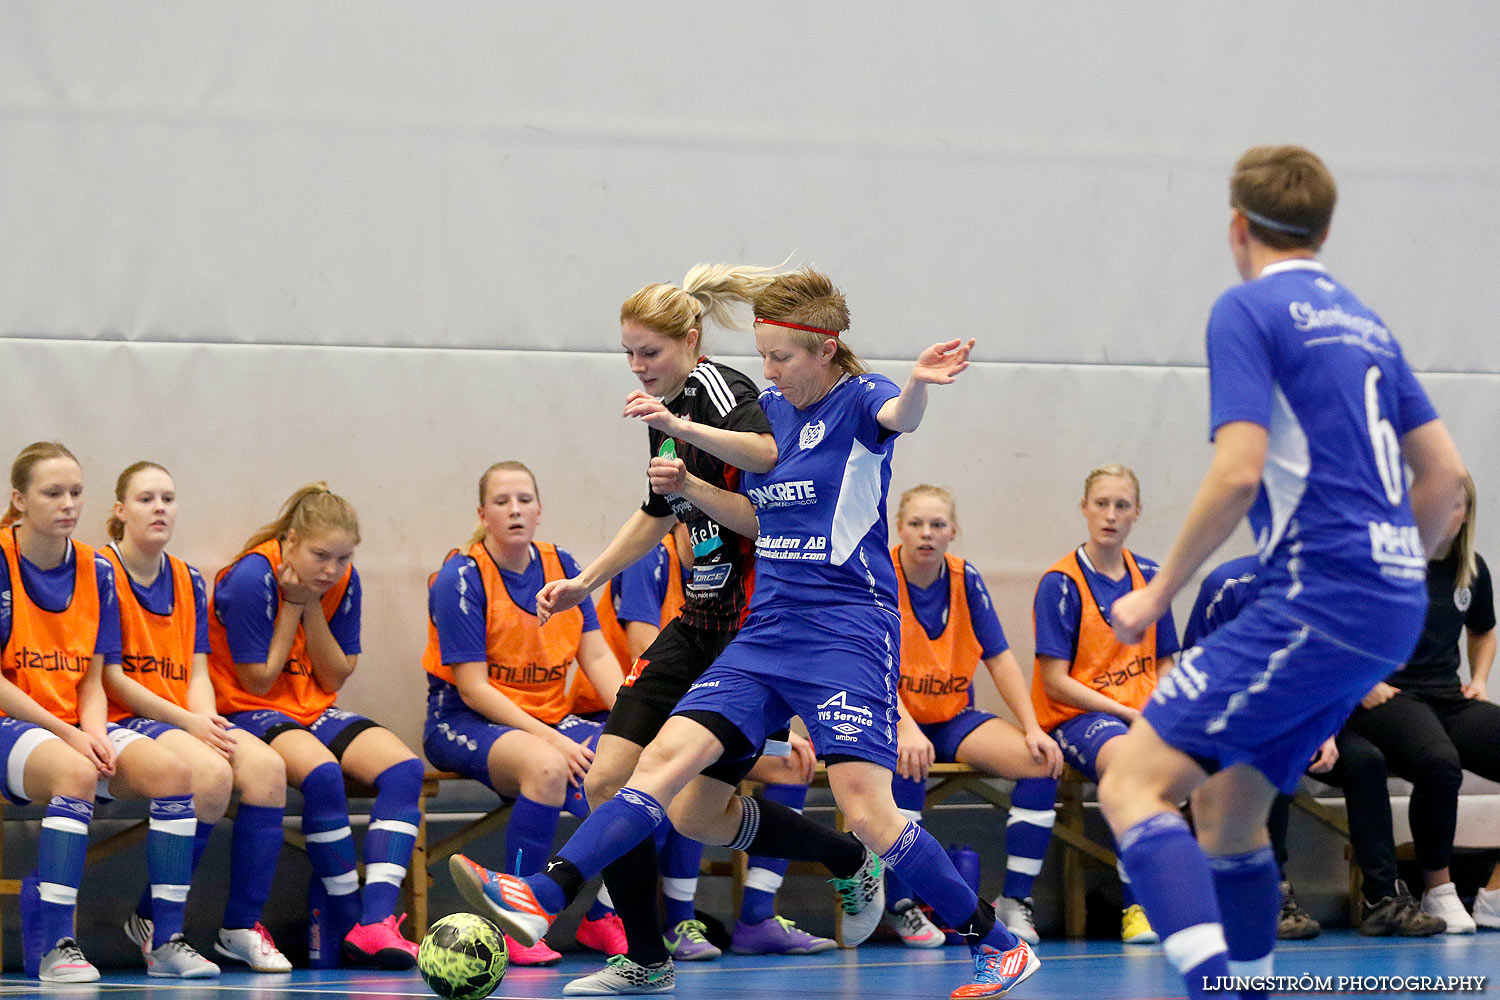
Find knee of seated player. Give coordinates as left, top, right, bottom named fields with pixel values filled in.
left=125, top=742, right=194, bottom=798
left=189, top=752, right=235, bottom=819
left=515, top=747, right=570, bottom=806
left=1409, top=743, right=1464, bottom=791
left=232, top=738, right=289, bottom=807
left=39, top=746, right=100, bottom=801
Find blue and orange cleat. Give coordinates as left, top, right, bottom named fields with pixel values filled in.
left=448, top=854, right=555, bottom=947
left=951, top=939, right=1039, bottom=998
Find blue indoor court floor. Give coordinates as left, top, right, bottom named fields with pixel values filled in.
left=0, top=932, right=1494, bottom=1000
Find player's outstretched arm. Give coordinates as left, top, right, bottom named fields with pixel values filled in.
left=537, top=508, right=676, bottom=623
left=1400, top=418, right=1467, bottom=558
left=1112, top=421, right=1267, bottom=644
left=878, top=338, right=975, bottom=434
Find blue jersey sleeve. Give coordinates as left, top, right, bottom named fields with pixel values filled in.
left=1206, top=292, right=1275, bottom=438
left=189, top=566, right=211, bottom=655
left=0, top=547, right=10, bottom=649
left=963, top=564, right=1009, bottom=658
left=1391, top=348, right=1439, bottom=435
left=1033, top=570, right=1082, bottom=661
left=328, top=568, right=361, bottom=655
left=1182, top=575, right=1220, bottom=649
left=93, top=556, right=123, bottom=664
left=614, top=546, right=670, bottom=626
left=557, top=549, right=600, bottom=632
left=430, top=556, right=490, bottom=665
left=215, top=554, right=278, bottom=664
left=856, top=374, right=902, bottom=448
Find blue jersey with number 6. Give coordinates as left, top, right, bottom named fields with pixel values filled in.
left=1207, top=259, right=1437, bottom=656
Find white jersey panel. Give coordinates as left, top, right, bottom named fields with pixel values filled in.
left=830, top=437, right=886, bottom=566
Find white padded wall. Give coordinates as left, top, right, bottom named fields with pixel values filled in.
left=4, top=3, right=1499, bottom=741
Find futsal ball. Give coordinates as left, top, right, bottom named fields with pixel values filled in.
left=418, top=912, right=508, bottom=1000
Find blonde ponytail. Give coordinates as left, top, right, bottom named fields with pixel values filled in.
left=620, top=262, right=792, bottom=352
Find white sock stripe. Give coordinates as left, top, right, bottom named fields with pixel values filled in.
left=898, top=807, right=924, bottom=823
left=151, top=883, right=192, bottom=903
left=149, top=816, right=198, bottom=837
left=1162, top=923, right=1228, bottom=973
left=1006, top=807, right=1057, bottom=827
left=744, top=868, right=785, bottom=894
left=1228, top=955, right=1274, bottom=979
left=305, top=826, right=353, bottom=844
left=38, top=882, right=78, bottom=905
left=42, top=816, right=89, bottom=837
left=595, top=885, right=613, bottom=908
left=323, top=871, right=360, bottom=895
left=661, top=877, right=699, bottom=901
left=1006, top=856, right=1045, bottom=876
left=370, top=819, right=420, bottom=838
left=364, top=862, right=407, bottom=886
left=1116, top=860, right=1131, bottom=884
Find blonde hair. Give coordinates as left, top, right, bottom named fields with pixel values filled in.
left=1083, top=463, right=1141, bottom=509
left=239, top=482, right=361, bottom=558
left=620, top=263, right=791, bottom=351
left=469, top=461, right=539, bottom=547
left=1230, top=145, right=1337, bottom=252
left=107, top=461, right=171, bottom=541
left=752, top=268, right=866, bottom=377
left=1453, top=473, right=1478, bottom=591
left=4, top=441, right=80, bottom=527
left=896, top=484, right=957, bottom=527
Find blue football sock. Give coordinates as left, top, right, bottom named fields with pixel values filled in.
left=1210, top=846, right=1279, bottom=999
left=1003, top=777, right=1056, bottom=900
left=741, top=783, right=805, bottom=924
left=881, top=820, right=1019, bottom=951
left=362, top=758, right=422, bottom=923
left=533, top=788, right=665, bottom=913
left=887, top=775, right=925, bottom=910
left=659, top=824, right=702, bottom=926
left=1118, top=813, right=1230, bottom=1000
left=37, top=796, right=93, bottom=949
left=147, top=795, right=196, bottom=947
left=505, top=794, right=562, bottom=878
left=224, top=804, right=284, bottom=929
left=300, top=762, right=360, bottom=911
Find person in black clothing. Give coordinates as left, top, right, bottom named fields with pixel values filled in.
left=1343, top=472, right=1500, bottom=934
left=522, top=265, right=879, bottom=995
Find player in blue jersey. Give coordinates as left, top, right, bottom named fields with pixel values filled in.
left=1097, top=146, right=1468, bottom=1000
left=1181, top=555, right=1347, bottom=941
left=452, top=268, right=1040, bottom=1000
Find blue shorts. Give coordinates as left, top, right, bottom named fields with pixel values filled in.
left=424, top=699, right=602, bottom=794
left=0, top=717, right=61, bottom=806
left=117, top=716, right=180, bottom=740
left=1050, top=712, right=1130, bottom=784
left=228, top=706, right=381, bottom=761
left=1145, top=598, right=1419, bottom=794
left=671, top=605, right=899, bottom=771
left=919, top=708, right=997, bottom=762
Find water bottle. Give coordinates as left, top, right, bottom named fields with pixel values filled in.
left=947, top=843, right=981, bottom=895
left=308, top=876, right=339, bottom=968
left=657, top=438, right=682, bottom=504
